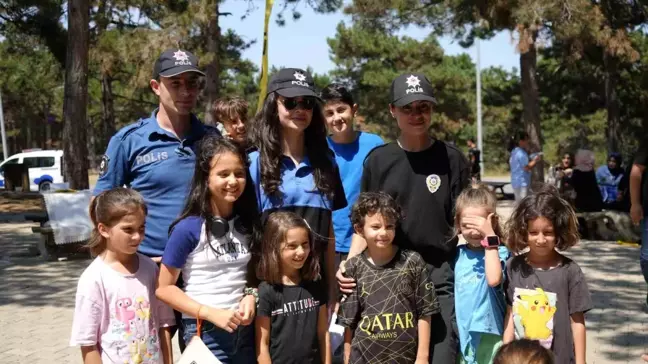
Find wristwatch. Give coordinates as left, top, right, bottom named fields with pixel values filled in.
left=480, top=236, right=500, bottom=249
left=243, top=287, right=259, bottom=305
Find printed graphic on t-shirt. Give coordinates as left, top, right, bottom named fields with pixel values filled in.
left=206, top=237, right=249, bottom=263
left=107, top=295, right=161, bottom=363
left=512, top=287, right=557, bottom=349
left=271, top=297, right=320, bottom=317
left=338, top=250, right=439, bottom=363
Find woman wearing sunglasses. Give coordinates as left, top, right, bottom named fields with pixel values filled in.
left=247, top=68, right=347, bottom=316
left=336, top=72, right=471, bottom=364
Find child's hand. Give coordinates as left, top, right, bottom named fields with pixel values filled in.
left=238, top=294, right=256, bottom=326
left=336, top=261, right=356, bottom=294
left=462, top=213, right=497, bottom=238
left=206, top=307, right=242, bottom=333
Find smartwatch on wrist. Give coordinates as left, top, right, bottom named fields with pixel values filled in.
left=480, top=236, right=500, bottom=249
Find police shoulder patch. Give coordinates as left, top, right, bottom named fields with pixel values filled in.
left=99, top=155, right=110, bottom=176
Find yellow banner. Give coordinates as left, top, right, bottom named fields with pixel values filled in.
left=257, top=0, right=275, bottom=113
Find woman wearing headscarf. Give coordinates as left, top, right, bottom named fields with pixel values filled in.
left=571, top=149, right=603, bottom=212
left=596, top=152, right=624, bottom=209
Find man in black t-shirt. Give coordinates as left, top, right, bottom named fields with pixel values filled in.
left=337, top=72, right=470, bottom=363
left=467, top=138, right=481, bottom=182
left=630, top=139, right=648, bottom=308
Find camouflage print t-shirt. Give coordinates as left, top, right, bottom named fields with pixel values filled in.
left=337, top=249, right=439, bottom=364
left=505, top=254, right=592, bottom=364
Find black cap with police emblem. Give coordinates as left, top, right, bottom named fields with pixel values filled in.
left=153, top=49, right=206, bottom=79
left=390, top=72, right=438, bottom=107
left=266, top=68, right=321, bottom=99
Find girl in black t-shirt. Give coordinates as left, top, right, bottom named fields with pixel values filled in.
left=255, top=211, right=331, bottom=364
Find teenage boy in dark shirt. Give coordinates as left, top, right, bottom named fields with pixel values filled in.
left=337, top=72, right=470, bottom=363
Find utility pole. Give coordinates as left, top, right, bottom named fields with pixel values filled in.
left=0, top=92, right=8, bottom=160
left=476, top=38, right=484, bottom=174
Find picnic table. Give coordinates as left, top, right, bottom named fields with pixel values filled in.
left=482, top=179, right=512, bottom=198
left=24, top=191, right=93, bottom=261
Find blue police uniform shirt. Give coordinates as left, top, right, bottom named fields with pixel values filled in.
left=248, top=151, right=347, bottom=291
left=248, top=151, right=347, bottom=240
left=509, top=147, right=530, bottom=188
left=327, top=132, right=383, bottom=253
left=93, top=110, right=219, bottom=257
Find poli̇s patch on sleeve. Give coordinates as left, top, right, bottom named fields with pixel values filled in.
left=99, top=155, right=110, bottom=176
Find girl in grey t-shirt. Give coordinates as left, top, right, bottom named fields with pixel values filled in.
left=502, top=186, right=592, bottom=364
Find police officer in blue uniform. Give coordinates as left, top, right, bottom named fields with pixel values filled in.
left=93, top=49, right=219, bottom=261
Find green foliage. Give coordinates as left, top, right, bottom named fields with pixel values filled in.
left=0, top=0, right=260, bottom=158
left=327, top=22, right=475, bottom=140
left=0, top=31, right=64, bottom=148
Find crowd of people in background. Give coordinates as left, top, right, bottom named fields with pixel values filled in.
left=67, top=47, right=648, bottom=364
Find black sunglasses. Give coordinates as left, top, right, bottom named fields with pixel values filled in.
left=281, top=97, right=316, bottom=111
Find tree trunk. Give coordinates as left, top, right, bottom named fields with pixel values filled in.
left=520, top=33, right=544, bottom=184
left=604, top=51, right=620, bottom=154
left=101, top=72, right=116, bottom=150
left=25, top=118, right=32, bottom=148
left=203, top=0, right=221, bottom=125
left=62, top=0, right=90, bottom=190
left=88, top=119, right=97, bottom=170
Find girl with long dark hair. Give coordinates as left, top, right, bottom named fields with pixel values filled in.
left=247, top=68, right=347, bottom=309
left=156, top=135, right=260, bottom=363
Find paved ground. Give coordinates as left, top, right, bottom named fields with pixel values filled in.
left=0, top=223, right=182, bottom=364
left=1, top=204, right=647, bottom=363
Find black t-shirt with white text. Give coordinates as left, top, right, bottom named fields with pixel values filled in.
left=361, top=141, right=470, bottom=288
left=257, top=280, right=325, bottom=364
left=337, top=249, right=440, bottom=364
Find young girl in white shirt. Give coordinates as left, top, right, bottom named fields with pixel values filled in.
left=156, top=136, right=261, bottom=363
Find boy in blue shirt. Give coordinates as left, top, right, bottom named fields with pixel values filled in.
left=321, top=84, right=383, bottom=276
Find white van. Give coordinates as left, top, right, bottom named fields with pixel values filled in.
left=0, top=149, right=65, bottom=191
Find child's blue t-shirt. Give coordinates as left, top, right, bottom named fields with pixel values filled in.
left=454, top=244, right=510, bottom=364
left=327, top=132, right=383, bottom=253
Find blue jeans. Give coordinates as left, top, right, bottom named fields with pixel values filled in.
left=513, top=186, right=529, bottom=203
left=182, top=318, right=255, bottom=363
left=640, top=218, right=648, bottom=285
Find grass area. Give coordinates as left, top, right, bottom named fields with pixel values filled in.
left=0, top=172, right=99, bottom=214
left=0, top=192, right=44, bottom=213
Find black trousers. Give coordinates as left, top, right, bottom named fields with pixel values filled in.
left=427, top=263, right=458, bottom=364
